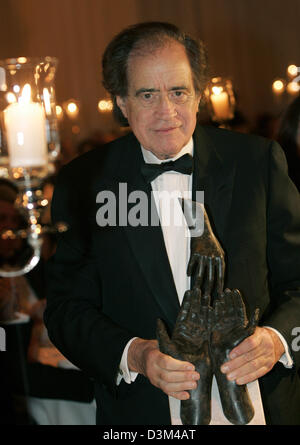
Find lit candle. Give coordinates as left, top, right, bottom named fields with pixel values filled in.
left=272, top=79, right=285, bottom=95
left=210, top=87, right=231, bottom=121
left=0, top=67, right=6, bottom=91
left=4, top=84, right=47, bottom=168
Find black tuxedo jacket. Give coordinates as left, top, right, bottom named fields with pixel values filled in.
left=44, top=125, right=300, bottom=425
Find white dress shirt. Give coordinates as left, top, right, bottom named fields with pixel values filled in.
left=118, top=138, right=292, bottom=425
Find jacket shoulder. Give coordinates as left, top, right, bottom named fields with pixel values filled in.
left=57, top=131, right=135, bottom=182
left=201, top=125, right=273, bottom=154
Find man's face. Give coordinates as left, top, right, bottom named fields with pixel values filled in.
left=117, top=41, right=201, bottom=159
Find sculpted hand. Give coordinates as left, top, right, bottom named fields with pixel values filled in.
left=211, top=288, right=259, bottom=424
left=157, top=288, right=213, bottom=425
left=181, top=199, right=225, bottom=295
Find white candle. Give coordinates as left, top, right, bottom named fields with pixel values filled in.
left=210, top=91, right=231, bottom=121
left=0, top=67, right=6, bottom=91
left=4, top=101, right=47, bottom=168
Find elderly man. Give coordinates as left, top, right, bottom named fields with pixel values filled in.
left=44, top=22, right=300, bottom=425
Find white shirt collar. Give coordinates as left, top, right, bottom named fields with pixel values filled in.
left=141, top=138, right=194, bottom=164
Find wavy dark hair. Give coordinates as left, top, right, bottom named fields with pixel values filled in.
left=102, top=22, right=208, bottom=126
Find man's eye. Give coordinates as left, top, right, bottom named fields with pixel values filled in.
left=141, top=93, right=153, bottom=100
left=172, top=91, right=186, bottom=99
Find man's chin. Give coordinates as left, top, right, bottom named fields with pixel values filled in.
left=146, top=140, right=188, bottom=160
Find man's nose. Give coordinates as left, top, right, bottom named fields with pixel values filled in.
left=155, top=94, right=177, bottom=118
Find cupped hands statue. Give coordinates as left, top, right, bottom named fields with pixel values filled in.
left=211, top=288, right=259, bottom=424
left=157, top=287, right=213, bottom=425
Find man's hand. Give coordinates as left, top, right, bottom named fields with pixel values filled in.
left=220, top=326, right=285, bottom=385
left=157, top=288, right=213, bottom=424
left=127, top=337, right=199, bottom=401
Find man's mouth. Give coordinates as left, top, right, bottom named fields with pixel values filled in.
left=154, top=126, right=180, bottom=133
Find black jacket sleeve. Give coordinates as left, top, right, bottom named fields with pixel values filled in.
left=44, top=161, right=135, bottom=395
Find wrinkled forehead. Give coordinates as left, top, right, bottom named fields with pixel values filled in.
left=130, top=35, right=180, bottom=54
left=126, top=40, right=194, bottom=90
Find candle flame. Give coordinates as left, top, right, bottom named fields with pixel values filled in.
left=67, top=102, right=78, bottom=114
left=287, top=81, right=300, bottom=95
left=56, top=105, right=63, bottom=119
left=212, top=86, right=223, bottom=95
left=98, top=99, right=113, bottom=112
left=20, top=83, right=31, bottom=104
left=6, top=92, right=17, bottom=104
left=287, top=64, right=298, bottom=77
left=17, top=57, right=27, bottom=64
left=43, top=88, right=52, bottom=115
left=272, top=79, right=285, bottom=94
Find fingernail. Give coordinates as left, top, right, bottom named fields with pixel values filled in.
left=221, top=365, right=228, bottom=373
left=185, top=365, right=194, bottom=371
left=230, top=352, right=237, bottom=359
left=227, top=372, right=236, bottom=381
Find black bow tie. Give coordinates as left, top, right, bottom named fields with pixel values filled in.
left=141, top=153, right=194, bottom=183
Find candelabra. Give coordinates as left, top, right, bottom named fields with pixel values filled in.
left=0, top=56, right=66, bottom=277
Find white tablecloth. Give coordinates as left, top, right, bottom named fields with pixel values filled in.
left=27, top=397, right=97, bottom=425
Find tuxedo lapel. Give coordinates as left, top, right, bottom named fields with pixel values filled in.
left=192, top=126, right=237, bottom=243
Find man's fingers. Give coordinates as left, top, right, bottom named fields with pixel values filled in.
left=149, top=351, right=200, bottom=398
left=220, top=327, right=280, bottom=383
left=157, top=350, right=196, bottom=373
left=157, top=367, right=199, bottom=398
left=221, top=351, right=274, bottom=385
left=232, top=366, right=271, bottom=386
left=169, top=391, right=191, bottom=401
left=228, top=329, right=261, bottom=360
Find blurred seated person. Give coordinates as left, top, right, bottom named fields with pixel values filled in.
left=0, top=179, right=39, bottom=325
left=0, top=177, right=71, bottom=354
left=0, top=179, right=95, bottom=424
left=0, top=179, right=23, bottom=270
left=0, top=178, right=46, bottom=322
left=277, top=96, right=300, bottom=192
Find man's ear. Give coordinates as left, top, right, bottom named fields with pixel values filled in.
left=116, top=96, right=128, bottom=119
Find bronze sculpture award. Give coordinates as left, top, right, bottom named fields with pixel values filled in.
left=157, top=199, right=258, bottom=425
